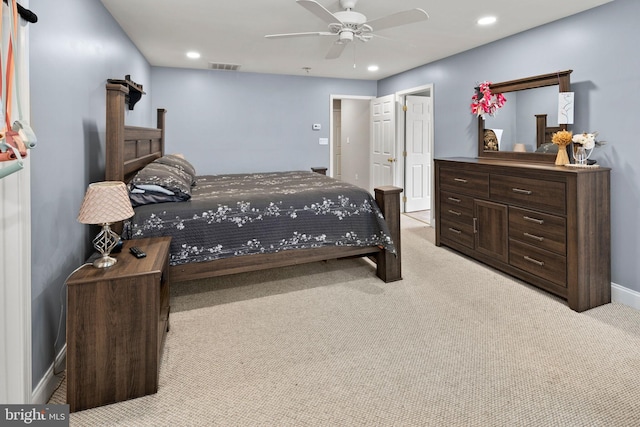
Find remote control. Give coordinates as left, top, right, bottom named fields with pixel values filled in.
left=129, top=246, right=146, bottom=258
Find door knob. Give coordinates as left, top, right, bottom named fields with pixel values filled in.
left=387, top=157, right=396, bottom=163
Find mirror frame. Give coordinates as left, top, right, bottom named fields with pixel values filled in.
left=478, top=70, right=572, bottom=163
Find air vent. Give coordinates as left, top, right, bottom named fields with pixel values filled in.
left=208, top=62, right=241, bottom=71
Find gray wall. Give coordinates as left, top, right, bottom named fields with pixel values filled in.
left=378, top=0, right=639, bottom=294
left=29, top=0, right=152, bottom=388
left=150, top=67, right=376, bottom=174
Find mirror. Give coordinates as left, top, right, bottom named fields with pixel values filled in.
left=478, top=70, right=572, bottom=163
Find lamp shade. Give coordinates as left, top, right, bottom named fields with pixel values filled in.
left=77, top=181, right=134, bottom=225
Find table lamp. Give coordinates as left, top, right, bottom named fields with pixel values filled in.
left=77, top=181, right=134, bottom=268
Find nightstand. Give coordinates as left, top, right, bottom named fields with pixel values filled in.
left=66, top=237, right=171, bottom=412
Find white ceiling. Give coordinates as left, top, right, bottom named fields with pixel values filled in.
left=100, top=0, right=613, bottom=80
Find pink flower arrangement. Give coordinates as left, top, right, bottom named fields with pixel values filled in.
left=470, top=81, right=507, bottom=118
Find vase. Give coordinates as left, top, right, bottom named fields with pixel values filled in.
left=555, top=145, right=570, bottom=165
left=571, top=142, right=593, bottom=165
left=574, top=146, right=587, bottom=165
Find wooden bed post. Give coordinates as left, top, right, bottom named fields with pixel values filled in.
left=157, top=108, right=166, bottom=157
left=374, top=186, right=403, bottom=282
left=106, top=83, right=128, bottom=182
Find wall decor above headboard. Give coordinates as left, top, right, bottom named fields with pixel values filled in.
left=107, top=75, right=146, bottom=110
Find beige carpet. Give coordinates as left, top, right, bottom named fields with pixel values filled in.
left=51, top=215, right=640, bottom=426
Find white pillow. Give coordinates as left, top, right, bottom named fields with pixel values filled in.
left=134, top=184, right=175, bottom=195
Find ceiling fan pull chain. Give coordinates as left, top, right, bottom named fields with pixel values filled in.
left=353, top=43, right=356, bottom=68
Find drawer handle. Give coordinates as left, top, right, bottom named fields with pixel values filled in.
left=524, top=256, right=545, bottom=267
left=512, top=187, right=533, bottom=195
left=473, top=218, right=478, bottom=234
left=523, top=216, right=544, bottom=225
left=454, top=178, right=468, bottom=183
left=448, top=227, right=462, bottom=234
left=524, top=232, right=544, bottom=242
left=448, top=209, right=462, bottom=216
left=447, top=197, right=461, bottom=203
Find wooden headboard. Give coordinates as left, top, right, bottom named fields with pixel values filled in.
left=105, top=83, right=166, bottom=182
left=535, top=113, right=565, bottom=148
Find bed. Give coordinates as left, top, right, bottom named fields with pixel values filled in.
left=105, top=83, right=402, bottom=283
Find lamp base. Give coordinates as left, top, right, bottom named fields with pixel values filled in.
left=93, top=255, right=118, bottom=268
left=91, top=223, right=120, bottom=268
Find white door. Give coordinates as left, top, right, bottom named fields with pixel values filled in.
left=370, top=94, right=397, bottom=192
left=404, top=95, right=432, bottom=212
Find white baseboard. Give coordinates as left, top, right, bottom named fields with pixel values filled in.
left=611, top=282, right=640, bottom=310
left=32, top=345, right=66, bottom=405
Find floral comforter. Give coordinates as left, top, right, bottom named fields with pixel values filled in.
left=124, top=171, right=396, bottom=266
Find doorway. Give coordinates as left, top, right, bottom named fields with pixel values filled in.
left=330, top=95, right=373, bottom=190
left=329, top=85, right=434, bottom=222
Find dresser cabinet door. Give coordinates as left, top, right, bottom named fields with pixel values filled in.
left=474, top=199, right=509, bottom=263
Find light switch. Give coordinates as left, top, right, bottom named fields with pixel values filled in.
left=319, top=138, right=328, bottom=145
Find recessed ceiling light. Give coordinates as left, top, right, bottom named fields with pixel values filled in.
left=186, top=51, right=201, bottom=59
left=368, top=65, right=379, bottom=72
left=477, top=16, right=497, bottom=26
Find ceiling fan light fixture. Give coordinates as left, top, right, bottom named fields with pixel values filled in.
left=339, top=30, right=354, bottom=42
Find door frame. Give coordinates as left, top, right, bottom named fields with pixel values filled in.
left=1, top=0, right=32, bottom=404
left=395, top=84, right=435, bottom=216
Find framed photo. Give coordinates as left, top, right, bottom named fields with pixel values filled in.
left=483, top=128, right=503, bottom=151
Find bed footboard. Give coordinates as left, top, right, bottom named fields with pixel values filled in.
left=169, top=186, right=403, bottom=284
left=374, top=186, right=403, bottom=282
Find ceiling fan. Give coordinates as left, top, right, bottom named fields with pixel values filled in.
left=265, top=0, right=429, bottom=59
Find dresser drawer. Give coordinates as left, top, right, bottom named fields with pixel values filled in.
left=440, top=218, right=474, bottom=249
left=491, top=174, right=566, bottom=214
left=509, top=239, right=566, bottom=287
left=440, top=191, right=474, bottom=225
left=439, top=168, right=489, bottom=198
left=509, top=207, right=566, bottom=255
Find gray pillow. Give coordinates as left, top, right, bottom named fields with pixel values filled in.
left=154, top=154, right=197, bottom=186
left=128, top=162, right=192, bottom=207
left=535, top=142, right=559, bottom=153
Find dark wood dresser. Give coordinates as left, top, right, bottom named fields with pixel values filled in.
left=66, top=237, right=171, bottom=412
left=435, top=158, right=610, bottom=312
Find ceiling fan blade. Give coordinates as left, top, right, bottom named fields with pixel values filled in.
left=297, top=0, right=343, bottom=25
left=265, top=31, right=334, bottom=39
left=365, top=8, right=429, bottom=32
left=369, top=33, right=418, bottom=49
left=325, top=42, right=347, bottom=59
